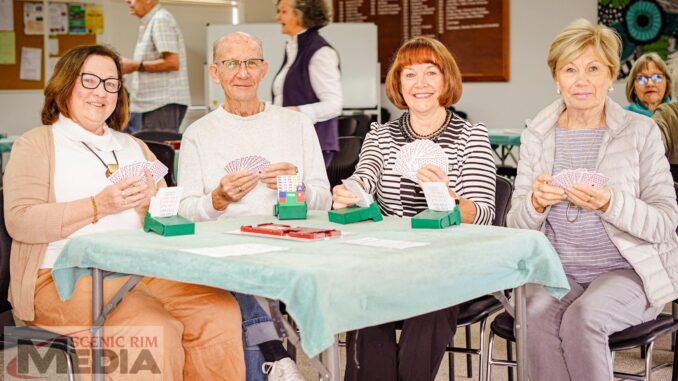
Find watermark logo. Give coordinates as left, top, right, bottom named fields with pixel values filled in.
left=3, top=326, right=163, bottom=379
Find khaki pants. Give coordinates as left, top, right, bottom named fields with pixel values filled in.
left=30, top=269, right=245, bottom=381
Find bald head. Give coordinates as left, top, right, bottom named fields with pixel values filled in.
left=212, top=32, right=264, bottom=63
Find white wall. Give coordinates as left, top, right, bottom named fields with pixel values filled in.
left=0, top=0, right=631, bottom=136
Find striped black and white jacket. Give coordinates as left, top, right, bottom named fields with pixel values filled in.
left=349, top=112, right=496, bottom=224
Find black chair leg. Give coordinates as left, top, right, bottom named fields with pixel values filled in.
left=507, top=341, right=514, bottom=381
left=641, top=344, right=647, bottom=359
left=672, top=343, right=678, bottom=381
left=449, top=351, right=455, bottom=381
left=465, top=325, right=473, bottom=378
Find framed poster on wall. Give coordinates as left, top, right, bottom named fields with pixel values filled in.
left=333, top=0, right=510, bottom=82
left=599, top=0, right=678, bottom=79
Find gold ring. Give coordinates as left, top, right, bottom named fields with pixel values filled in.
left=121, top=190, right=126, bottom=198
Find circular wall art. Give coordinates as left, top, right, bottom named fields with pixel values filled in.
left=624, top=0, right=664, bottom=43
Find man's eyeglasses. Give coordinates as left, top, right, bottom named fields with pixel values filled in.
left=80, top=73, right=122, bottom=94
left=635, top=73, right=664, bottom=86
left=217, top=58, right=264, bottom=72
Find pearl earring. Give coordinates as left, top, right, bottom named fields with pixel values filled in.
left=557, top=87, right=561, bottom=95
left=608, top=86, right=614, bottom=93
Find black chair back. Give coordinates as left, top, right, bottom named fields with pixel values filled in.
left=133, top=130, right=182, bottom=143
left=338, top=116, right=358, bottom=137
left=144, top=141, right=176, bottom=187
left=494, top=176, right=513, bottom=227
left=326, top=136, right=364, bottom=189
left=0, top=189, right=15, bottom=327
left=352, top=114, right=372, bottom=138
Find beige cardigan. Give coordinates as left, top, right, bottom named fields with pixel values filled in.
left=4, top=125, right=161, bottom=321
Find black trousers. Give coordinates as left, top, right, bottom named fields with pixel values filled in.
left=344, top=305, right=460, bottom=381
left=141, top=103, right=188, bottom=132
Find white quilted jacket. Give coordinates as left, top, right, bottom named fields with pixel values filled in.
left=507, top=97, right=678, bottom=307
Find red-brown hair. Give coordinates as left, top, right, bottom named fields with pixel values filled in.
left=41, top=45, right=128, bottom=130
left=385, top=36, right=462, bottom=110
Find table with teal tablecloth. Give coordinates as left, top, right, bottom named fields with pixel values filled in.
left=53, top=211, right=569, bottom=380
left=489, top=129, right=522, bottom=167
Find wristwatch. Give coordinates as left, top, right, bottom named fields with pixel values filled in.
left=138, top=61, right=145, bottom=72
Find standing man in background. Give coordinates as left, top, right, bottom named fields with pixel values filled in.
left=122, top=0, right=190, bottom=132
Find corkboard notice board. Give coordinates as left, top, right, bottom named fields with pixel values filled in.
left=333, top=0, right=509, bottom=82
left=0, top=0, right=96, bottom=90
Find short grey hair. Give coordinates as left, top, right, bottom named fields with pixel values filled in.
left=278, top=0, right=331, bottom=29
left=212, top=32, right=264, bottom=62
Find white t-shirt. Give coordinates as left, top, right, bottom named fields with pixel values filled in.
left=42, top=115, right=148, bottom=268
left=178, top=103, right=332, bottom=221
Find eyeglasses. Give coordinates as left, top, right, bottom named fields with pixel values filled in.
left=217, top=58, right=264, bottom=72
left=635, top=73, right=664, bottom=86
left=80, top=73, right=122, bottom=93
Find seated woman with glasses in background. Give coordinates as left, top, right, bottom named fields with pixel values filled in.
left=624, top=52, right=672, bottom=117
left=4, top=44, right=245, bottom=380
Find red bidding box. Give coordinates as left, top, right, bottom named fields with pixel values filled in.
left=240, top=223, right=340, bottom=240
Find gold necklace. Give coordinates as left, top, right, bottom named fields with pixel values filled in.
left=401, top=109, right=452, bottom=140
left=81, top=142, right=119, bottom=177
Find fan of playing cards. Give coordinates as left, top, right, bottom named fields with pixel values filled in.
left=224, top=155, right=271, bottom=174
left=551, top=168, right=608, bottom=189
left=393, top=140, right=448, bottom=182
left=108, top=161, right=168, bottom=184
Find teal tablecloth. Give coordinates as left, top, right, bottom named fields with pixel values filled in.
left=489, top=129, right=522, bottom=146
left=0, top=136, right=17, bottom=153
left=53, top=212, right=568, bottom=357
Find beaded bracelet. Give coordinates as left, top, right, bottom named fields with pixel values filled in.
left=90, top=196, right=99, bottom=224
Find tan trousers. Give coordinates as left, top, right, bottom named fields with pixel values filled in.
left=30, top=269, right=245, bottom=381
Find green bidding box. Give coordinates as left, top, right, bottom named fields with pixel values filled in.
left=328, top=202, right=383, bottom=224
left=143, top=213, right=195, bottom=236
left=411, top=208, right=461, bottom=229
left=274, top=202, right=308, bottom=220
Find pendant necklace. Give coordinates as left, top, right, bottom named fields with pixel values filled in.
left=561, top=123, right=602, bottom=223
left=81, top=141, right=119, bottom=177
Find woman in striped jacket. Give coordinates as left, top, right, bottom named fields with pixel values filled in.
left=332, top=36, right=496, bottom=381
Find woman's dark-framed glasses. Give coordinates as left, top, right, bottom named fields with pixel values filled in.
left=80, top=73, right=122, bottom=93
left=635, top=73, right=664, bottom=86
left=218, top=58, right=264, bottom=71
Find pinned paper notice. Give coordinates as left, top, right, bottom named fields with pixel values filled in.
left=421, top=182, right=456, bottom=211
left=148, top=186, right=182, bottom=218
left=20, top=47, right=41, bottom=81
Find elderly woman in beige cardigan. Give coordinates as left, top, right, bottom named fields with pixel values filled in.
left=4, top=45, right=245, bottom=380
left=507, top=19, right=678, bottom=381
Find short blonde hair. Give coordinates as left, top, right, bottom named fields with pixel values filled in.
left=547, top=19, right=621, bottom=80
left=384, top=36, right=462, bottom=110
left=625, top=52, right=672, bottom=103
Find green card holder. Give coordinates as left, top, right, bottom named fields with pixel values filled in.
left=274, top=202, right=308, bottom=220
left=143, top=212, right=195, bottom=236
left=328, top=202, right=383, bottom=224
left=411, top=208, right=461, bottom=229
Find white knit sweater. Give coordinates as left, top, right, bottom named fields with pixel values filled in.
left=178, top=103, right=332, bottom=221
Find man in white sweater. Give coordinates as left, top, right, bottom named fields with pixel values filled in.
left=178, top=32, right=331, bottom=381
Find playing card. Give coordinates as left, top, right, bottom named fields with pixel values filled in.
left=108, top=161, right=144, bottom=184
left=146, top=160, right=169, bottom=183
left=342, top=179, right=373, bottom=207
left=224, top=155, right=271, bottom=174
left=394, top=140, right=448, bottom=182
